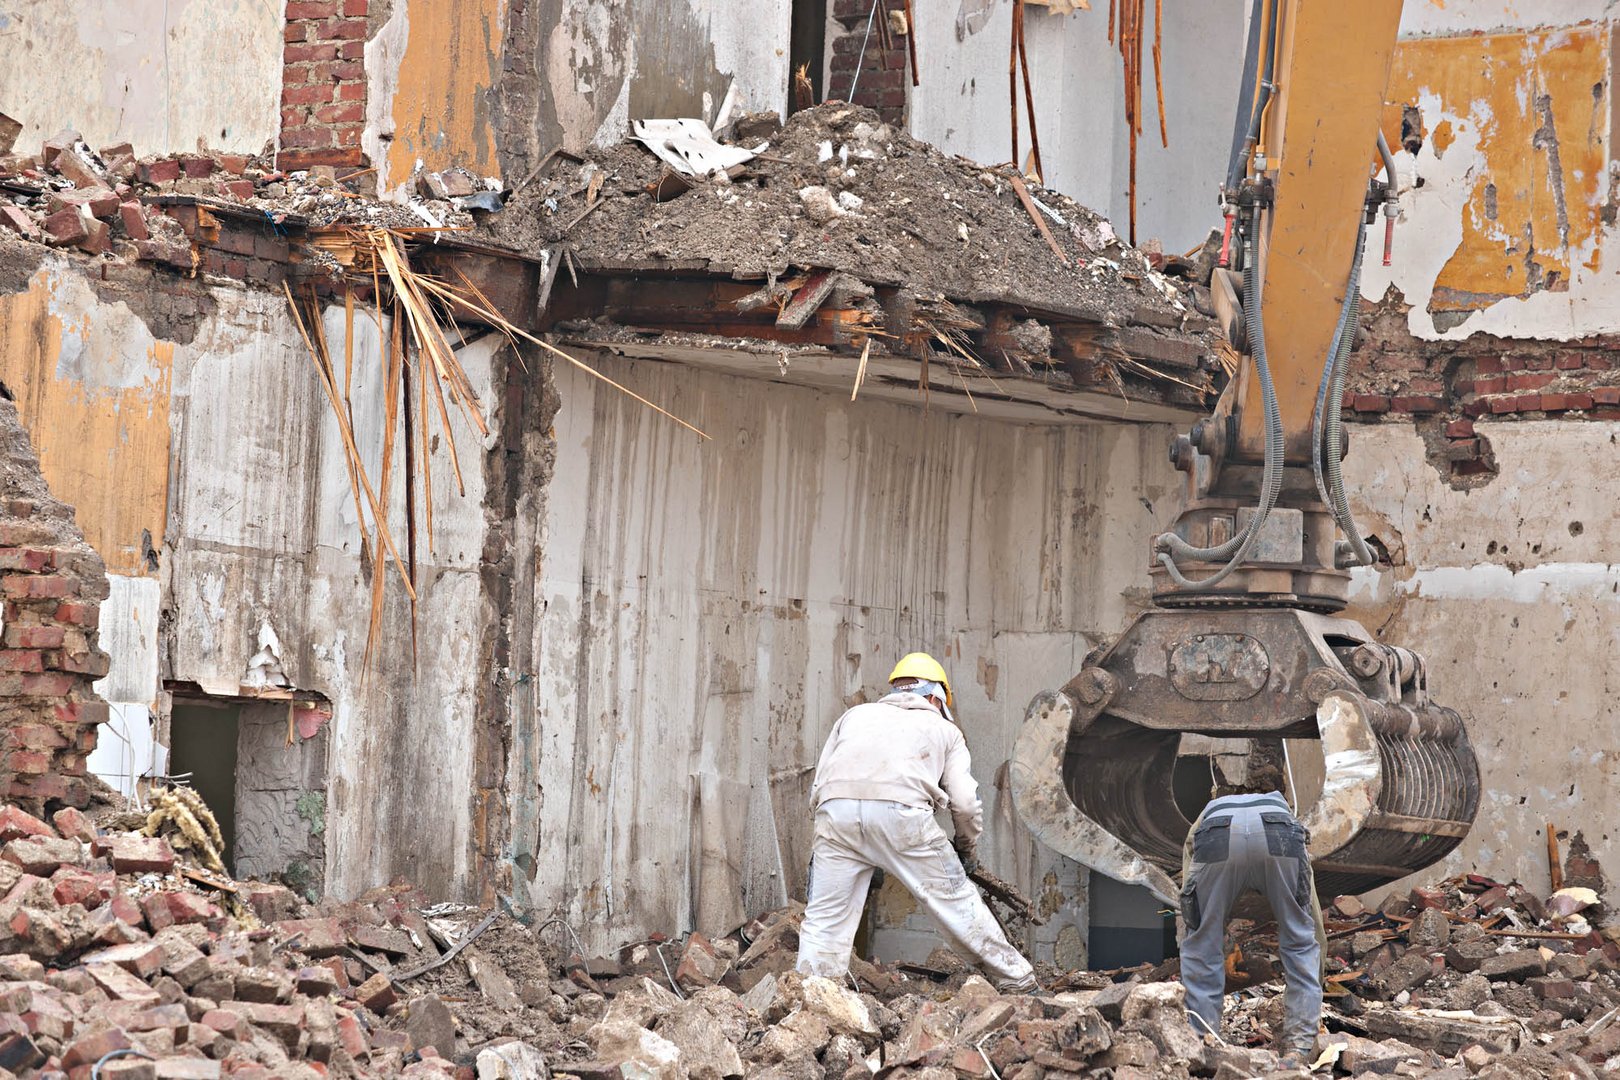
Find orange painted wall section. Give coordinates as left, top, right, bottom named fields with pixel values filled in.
left=1385, top=25, right=1610, bottom=315
left=385, top=0, right=506, bottom=188
left=0, top=269, right=172, bottom=577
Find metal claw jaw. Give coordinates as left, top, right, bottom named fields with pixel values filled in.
left=1009, top=609, right=1480, bottom=901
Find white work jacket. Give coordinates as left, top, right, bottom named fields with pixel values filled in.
left=808, top=691, right=984, bottom=846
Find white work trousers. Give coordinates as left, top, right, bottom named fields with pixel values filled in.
left=795, top=798, right=1036, bottom=990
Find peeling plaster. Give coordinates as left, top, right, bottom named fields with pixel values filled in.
left=0, top=262, right=172, bottom=576
left=1365, top=25, right=1619, bottom=340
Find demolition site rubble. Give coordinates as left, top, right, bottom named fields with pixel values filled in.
left=0, top=793, right=1615, bottom=1080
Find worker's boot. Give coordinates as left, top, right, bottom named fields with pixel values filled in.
left=995, top=973, right=1040, bottom=994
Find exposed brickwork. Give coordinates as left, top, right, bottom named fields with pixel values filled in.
left=828, top=0, right=911, bottom=127
left=1343, top=295, right=1620, bottom=485
left=0, top=398, right=111, bottom=812
left=280, top=0, right=369, bottom=171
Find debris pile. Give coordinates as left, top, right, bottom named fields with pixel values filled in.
left=0, top=798, right=568, bottom=1079
left=3, top=789, right=1617, bottom=1080
left=0, top=121, right=484, bottom=265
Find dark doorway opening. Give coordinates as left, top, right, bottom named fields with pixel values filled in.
left=168, top=699, right=241, bottom=868
left=789, top=0, right=828, bottom=109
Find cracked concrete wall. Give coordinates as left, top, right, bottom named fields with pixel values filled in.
left=508, top=350, right=1182, bottom=956
left=1344, top=420, right=1620, bottom=906
left=0, top=252, right=504, bottom=901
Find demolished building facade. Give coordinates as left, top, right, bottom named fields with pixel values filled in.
left=0, top=0, right=1614, bottom=975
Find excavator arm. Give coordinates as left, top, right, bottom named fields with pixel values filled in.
left=1011, top=0, right=1479, bottom=906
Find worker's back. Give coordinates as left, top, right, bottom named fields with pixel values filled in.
left=810, top=692, right=966, bottom=812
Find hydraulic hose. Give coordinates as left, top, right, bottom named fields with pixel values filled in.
left=1155, top=204, right=1285, bottom=589
left=1223, top=0, right=1281, bottom=198
left=1312, top=223, right=1375, bottom=567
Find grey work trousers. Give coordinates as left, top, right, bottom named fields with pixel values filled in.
left=1180, top=803, right=1321, bottom=1053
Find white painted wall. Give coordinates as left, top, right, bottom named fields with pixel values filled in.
left=0, top=0, right=283, bottom=157
left=1345, top=421, right=1620, bottom=906
left=511, top=350, right=1181, bottom=952
left=910, top=0, right=1249, bottom=253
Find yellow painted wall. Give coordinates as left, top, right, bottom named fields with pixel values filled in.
left=0, top=267, right=172, bottom=576
left=385, top=0, right=506, bottom=188
left=1385, top=25, right=1610, bottom=313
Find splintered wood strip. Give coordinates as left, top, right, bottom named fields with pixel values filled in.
left=851, top=337, right=871, bottom=401
left=320, top=298, right=371, bottom=557
left=374, top=236, right=470, bottom=496
left=402, top=334, right=419, bottom=670
left=363, top=297, right=406, bottom=675
left=1153, top=0, right=1167, bottom=147
left=1015, top=0, right=1043, bottom=181
left=283, top=284, right=416, bottom=604
left=1009, top=175, right=1069, bottom=265
left=419, top=321, right=435, bottom=552
left=1009, top=0, right=1020, bottom=167
left=417, top=277, right=711, bottom=440
left=904, top=0, right=920, bottom=85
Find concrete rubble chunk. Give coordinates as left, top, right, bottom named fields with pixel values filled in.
left=0, top=112, right=20, bottom=155
left=406, top=993, right=458, bottom=1055
left=800, top=974, right=879, bottom=1037
left=656, top=999, right=746, bottom=1080
left=590, top=1017, right=685, bottom=1080
left=1479, top=950, right=1547, bottom=983
left=1410, top=906, right=1452, bottom=947
left=477, top=1040, right=551, bottom=1079
left=1376, top=950, right=1438, bottom=998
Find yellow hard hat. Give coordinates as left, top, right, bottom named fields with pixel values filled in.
left=888, top=652, right=953, bottom=707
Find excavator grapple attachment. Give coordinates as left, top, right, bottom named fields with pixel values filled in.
left=1009, top=607, right=1480, bottom=905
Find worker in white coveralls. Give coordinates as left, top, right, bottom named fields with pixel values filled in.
left=795, top=652, right=1039, bottom=992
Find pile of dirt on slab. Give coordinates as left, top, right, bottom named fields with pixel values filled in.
left=480, top=103, right=1196, bottom=329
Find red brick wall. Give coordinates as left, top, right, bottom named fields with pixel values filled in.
left=829, top=0, right=910, bottom=126
left=1345, top=298, right=1620, bottom=484
left=279, top=0, right=369, bottom=171
left=0, top=400, right=110, bottom=812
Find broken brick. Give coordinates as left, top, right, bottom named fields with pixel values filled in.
left=60, top=1026, right=134, bottom=1069
left=51, top=807, right=96, bottom=843
left=105, top=835, right=176, bottom=874
left=2, top=835, right=83, bottom=875
left=119, top=201, right=151, bottom=241
left=137, top=159, right=182, bottom=185
left=355, top=972, right=398, bottom=1012
left=140, top=890, right=215, bottom=931
left=87, top=962, right=164, bottom=1003
left=1479, top=950, right=1547, bottom=982
left=275, top=916, right=346, bottom=955
left=0, top=205, right=35, bottom=237
left=82, top=940, right=168, bottom=978
left=0, top=807, right=55, bottom=843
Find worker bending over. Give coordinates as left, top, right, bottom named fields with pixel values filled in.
left=1179, top=766, right=1325, bottom=1067
left=796, top=652, right=1038, bottom=992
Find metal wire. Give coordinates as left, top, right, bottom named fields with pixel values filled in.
left=847, top=0, right=882, bottom=101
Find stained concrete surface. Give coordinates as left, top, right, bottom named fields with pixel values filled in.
left=1345, top=420, right=1620, bottom=907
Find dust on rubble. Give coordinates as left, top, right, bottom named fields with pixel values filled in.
left=3, top=790, right=1618, bottom=1079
